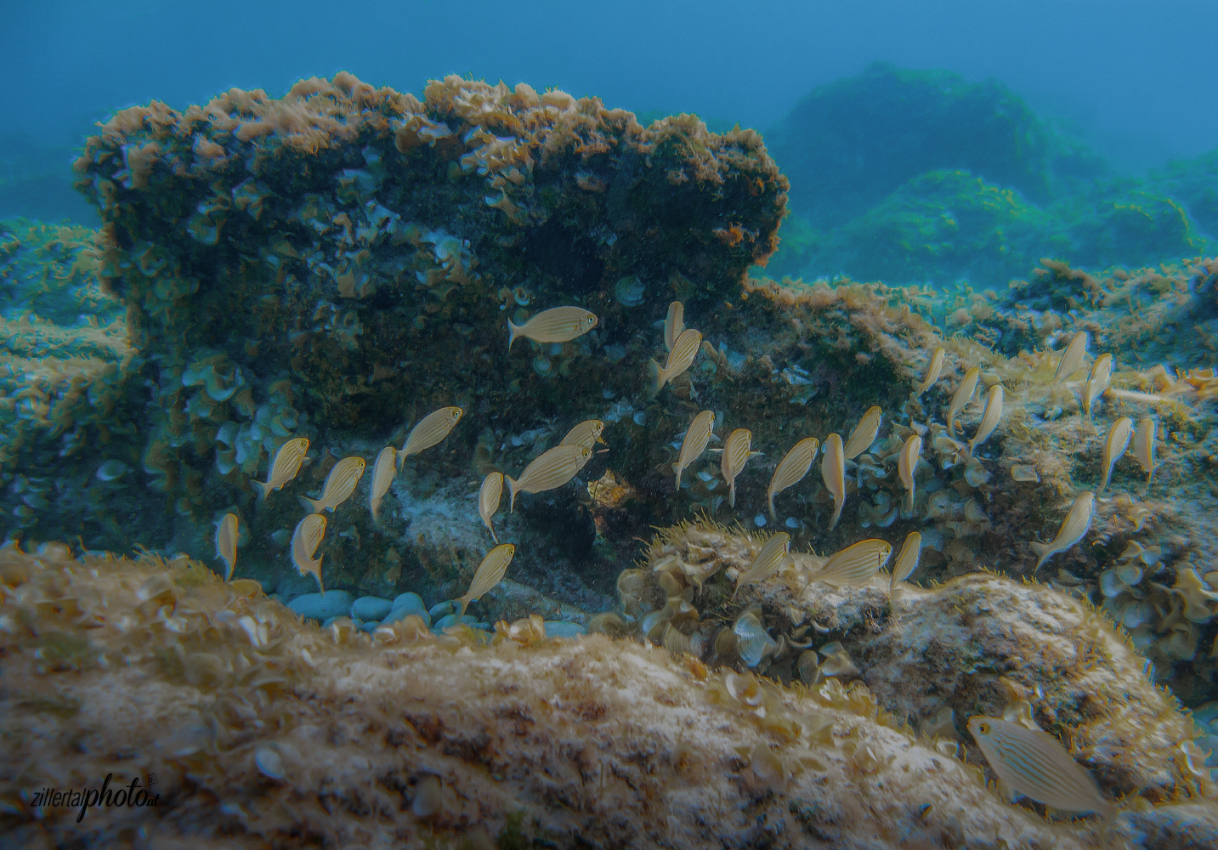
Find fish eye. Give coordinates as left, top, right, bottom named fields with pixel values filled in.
left=978, top=722, right=990, bottom=734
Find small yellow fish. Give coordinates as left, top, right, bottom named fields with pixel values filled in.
left=559, top=419, right=605, bottom=450
left=721, top=428, right=753, bottom=509
left=767, top=437, right=819, bottom=520
left=216, top=512, right=239, bottom=581
left=401, top=406, right=463, bottom=462
left=508, top=306, right=597, bottom=351
left=968, top=385, right=1004, bottom=454
left=507, top=444, right=592, bottom=511
left=1133, top=417, right=1156, bottom=482
left=842, top=406, right=882, bottom=460
left=456, top=543, right=516, bottom=622
left=733, top=532, right=790, bottom=601
left=815, top=538, right=893, bottom=587
left=821, top=433, right=846, bottom=531
left=368, top=447, right=397, bottom=522
left=674, top=411, right=716, bottom=490
left=664, top=301, right=685, bottom=352
left=914, top=347, right=945, bottom=398
left=1098, top=417, right=1133, bottom=493
left=889, top=531, right=922, bottom=592
left=946, top=367, right=980, bottom=436
left=1082, top=353, right=1113, bottom=419
left=654, top=328, right=702, bottom=393
left=291, top=513, right=327, bottom=592
left=254, top=437, right=309, bottom=501
left=303, top=456, right=365, bottom=513
left=479, top=472, right=504, bottom=543
left=1031, top=491, right=1095, bottom=571
left=968, top=716, right=1113, bottom=818
left=898, top=434, right=922, bottom=512
left=1053, top=330, right=1089, bottom=384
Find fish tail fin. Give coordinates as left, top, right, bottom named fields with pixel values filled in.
left=314, top=562, right=324, bottom=594
left=829, top=498, right=844, bottom=532
left=1030, top=541, right=1051, bottom=572
left=507, top=319, right=519, bottom=352
left=370, top=500, right=380, bottom=524
left=728, top=481, right=736, bottom=509
left=731, top=583, right=741, bottom=603
left=1098, top=469, right=1110, bottom=494
left=490, top=525, right=498, bottom=544
left=253, top=478, right=271, bottom=505
left=767, top=494, right=776, bottom=522
left=225, top=561, right=235, bottom=582
left=905, top=484, right=915, bottom=515
left=673, top=463, right=682, bottom=492
left=298, top=495, right=320, bottom=514
left=455, top=598, right=468, bottom=625
left=647, top=360, right=665, bottom=399
left=506, top=476, right=519, bottom=513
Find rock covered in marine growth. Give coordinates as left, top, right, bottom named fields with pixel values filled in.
left=5, top=541, right=1211, bottom=849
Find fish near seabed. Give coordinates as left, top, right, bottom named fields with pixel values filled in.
left=946, top=367, right=980, bottom=436
left=506, top=444, right=592, bottom=511
left=842, top=406, right=882, bottom=460
left=1098, top=417, right=1133, bottom=493
left=368, top=447, right=397, bottom=523
left=767, top=437, right=819, bottom=520
left=721, top=428, right=753, bottom=509
left=968, top=385, right=1004, bottom=455
left=400, top=406, right=463, bottom=464
left=674, top=410, right=715, bottom=491
left=968, top=716, right=1113, bottom=819
left=898, top=433, right=922, bottom=512
left=479, top=472, right=504, bottom=543
left=653, top=328, right=702, bottom=395
left=507, top=306, right=597, bottom=352
left=890, top=531, right=922, bottom=593
left=1053, top=330, right=1089, bottom=385
left=733, top=532, right=790, bottom=601
left=559, top=419, right=605, bottom=450
left=455, top=543, right=516, bottom=622
left=913, top=347, right=945, bottom=398
left=815, top=538, right=893, bottom=587
left=1133, top=417, right=1157, bottom=482
left=664, top=301, right=685, bottom=352
left=254, top=437, right=309, bottom=502
left=1083, top=353, right=1113, bottom=419
left=1031, top=491, right=1095, bottom=572
left=216, top=512, right=238, bottom=581
left=302, top=456, right=365, bottom=513
left=821, top=433, right=846, bottom=531
left=291, top=513, right=327, bottom=593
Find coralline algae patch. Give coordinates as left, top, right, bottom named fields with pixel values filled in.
left=4, top=542, right=1213, bottom=849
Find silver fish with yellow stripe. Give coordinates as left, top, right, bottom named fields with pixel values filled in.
left=914, top=347, right=945, bottom=398
left=889, top=531, right=922, bottom=592
left=1031, top=491, right=1095, bottom=571
left=733, top=532, right=790, bottom=601
left=654, top=328, right=702, bottom=392
left=368, top=446, right=397, bottom=522
left=843, top=406, right=881, bottom=460
left=898, top=434, right=922, bottom=512
left=455, top=543, right=516, bottom=622
left=1053, top=330, right=1089, bottom=384
left=968, top=715, right=1113, bottom=817
left=216, top=512, right=239, bottom=581
left=968, top=385, right=1004, bottom=454
left=664, top=301, right=685, bottom=352
left=559, top=419, right=605, bottom=450
left=1083, top=353, right=1113, bottom=419
left=508, top=306, right=597, bottom=351
left=401, top=406, right=463, bottom=462
left=479, top=472, right=504, bottom=543
left=674, top=410, right=716, bottom=491
left=946, top=367, right=980, bottom=436
left=821, top=433, right=846, bottom=531
left=767, top=437, right=819, bottom=520
left=1098, top=416, right=1133, bottom=493
left=291, top=513, right=327, bottom=592
left=814, top=538, right=893, bottom=587
left=303, top=456, right=365, bottom=514
left=721, top=428, right=754, bottom=509
left=1133, top=417, right=1156, bottom=482
left=507, top=444, right=592, bottom=511
left=255, top=437, right=309, bottom=501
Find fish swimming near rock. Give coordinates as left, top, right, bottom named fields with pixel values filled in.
left=814, top=538, right=893, bottom=587
left=559, top=419, right=605, bottom=450
left=821, top=433, right=846, bottom=531
left=968, top=385, right=1004, bottom=455
left=508, top=306, right=598, bottom=352
left=968, top=715, right=1113, bottom=818
left=1053, top=330, right=1089, bottom=385
left=889, top=531, right=922, bottom=592
left=1031, top=491, right=1095, bottom=572
left=291, top=513, right=327, bottom=592
left=733, top=532, right=790, bottom=601
left=721, top=428, right=753, bottom=509
left=302, top=456, right=365, bottom=513
left=254, top=437, right=309, bottom=502
left=1133, top=417, right=1157, bottom=482
left=664, top=301, right=685, bottom=352
left=507, top=444, right=592, bottom=511
left=674, top=411, right=716, bottom=491
left=216, top=512, right=239, bottom=581
left=1099, top=417, right=1133, bottom=493
left=898, top=434, right=922, bottom=512
left=843, top=406, right=882, bottom=460
left=455, top=543, right=516, bottom=622
left=946, top=367, right=980, bottom=436
left=368, top=447, right=397, bottom=522
left=479, top=472, right=504, bottom=543
left=400, top=406, right=463, bottom=463
left=914, top=347, right=945, bottom=398
left=653, top=328, right=702, bottom=394
left=1083, top=353, right=1113, bottom=419
left=767, top=437, right=819, bottom=520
